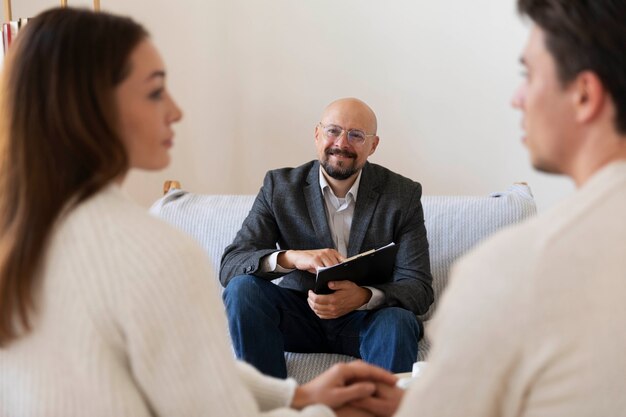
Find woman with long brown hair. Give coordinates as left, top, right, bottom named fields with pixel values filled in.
left=0, top=7, right=397, bottom=417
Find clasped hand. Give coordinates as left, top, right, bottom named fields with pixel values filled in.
left=292, top=360, right=404, bottom=417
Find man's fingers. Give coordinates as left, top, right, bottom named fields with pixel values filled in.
left=341, top=361, right=398, bottom=386
left=308, top=290, right=359, bottom=319
left=350, top=394, right=402, bottom=417
left=350, top=397, right=390, bottom=416
left=307, top=295, right=337, bottom=319
left=321, top=248, right=345, bottom=265
left=308, top=291, right=336, bottom=306
left=328, top=280, right=356, bottom=290
left=330, top=382, right=376, bottom=405
left=290, top=249, right=346, bottom=273
left=350, top=383, right=403, bottom=417
left=312, top=249, right=344, bottom=268
left=335, top=405, right=375, bottom=417
left=320, top=254, right=339, bottom=267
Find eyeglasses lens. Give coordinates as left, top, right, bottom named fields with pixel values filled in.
left=323, top=125, right=366, bottom=144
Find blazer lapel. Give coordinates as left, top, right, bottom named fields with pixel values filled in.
left=347, top=163, right=380, bottom=256
left=304, top=162, right=335, bottom=249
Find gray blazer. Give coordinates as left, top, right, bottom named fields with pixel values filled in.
left=219, top=160, right=433, bottom=315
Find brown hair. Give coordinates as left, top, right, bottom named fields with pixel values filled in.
left=518, top=0, right=626, bottom=134
left=0, top=8, right=148, bottom=345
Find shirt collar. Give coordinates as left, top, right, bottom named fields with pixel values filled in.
left=319, top=166, right=362, bottom=202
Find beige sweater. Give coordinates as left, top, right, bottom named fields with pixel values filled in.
left=0, top=185, right=334, bottom=417
left=397, top=161, right=626, bottom=417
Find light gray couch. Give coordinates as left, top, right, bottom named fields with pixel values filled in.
left=150, top=183, right=537, bottom=383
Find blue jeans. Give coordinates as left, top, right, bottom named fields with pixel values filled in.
left=223, top=275, right=421, bottom=378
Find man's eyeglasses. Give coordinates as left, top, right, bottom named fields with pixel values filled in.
left=318, top=123, right=376, bottom=145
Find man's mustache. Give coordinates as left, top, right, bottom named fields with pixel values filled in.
left=325, top=148, right=357, bottom=159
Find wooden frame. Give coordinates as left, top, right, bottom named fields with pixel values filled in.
left=2, top=0, right=11, bottom=22
left=163, top=180, right=181, bottom=195
left=59, top=0, right=100, bottom=10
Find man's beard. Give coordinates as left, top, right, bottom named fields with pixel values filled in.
left=321, top=148, right=359, bottom=180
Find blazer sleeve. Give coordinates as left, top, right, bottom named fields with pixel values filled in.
left=219, top=172, right=285, bottom=287
left=369, top=184, right=434, bottom=315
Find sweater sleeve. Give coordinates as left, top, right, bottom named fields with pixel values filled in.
left=236, top=361, right=334, bottom=417
left=235, top=361, right=297, bottom=411
left=110, top=223, right=334, bottom=417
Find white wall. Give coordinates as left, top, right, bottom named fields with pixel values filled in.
left=13, top=0, right=575, bottom=210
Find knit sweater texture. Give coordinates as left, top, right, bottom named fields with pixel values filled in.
left=396, top=161, right=626, bottom=416
left=0, top=185, right=334, bottom=417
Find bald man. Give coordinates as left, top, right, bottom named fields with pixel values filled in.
left=219, top=98, right=433, bottom=378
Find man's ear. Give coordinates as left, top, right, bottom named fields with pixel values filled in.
left=314, top=124, right=321, bottom=143
left=369, top=136, right=380, bottom=156
left=573, top=71, right=606, bottom=124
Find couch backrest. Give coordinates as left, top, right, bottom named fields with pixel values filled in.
left=150, top=184, right=536, bottom=320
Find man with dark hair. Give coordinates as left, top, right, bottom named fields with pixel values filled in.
left=389, top=0, right=626, bottom=416
left=220, top=98, right=433, bottom=379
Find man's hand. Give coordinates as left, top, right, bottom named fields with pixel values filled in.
left=308, top=281, right=372, bottom=319
left=291, top=361, right=398, bottom=410
left=350, top=382, right=404, bottom=417
left=278, top=249, right=345, bottom=274
left=335, top=406, right=375, bottom=417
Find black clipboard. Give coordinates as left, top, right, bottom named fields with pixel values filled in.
left=314, top=243, right=398, bottom=294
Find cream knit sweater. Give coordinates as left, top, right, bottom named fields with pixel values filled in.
left=0, top=185, right=334, bottom=417
left=396, top=161, right=626, bottom=416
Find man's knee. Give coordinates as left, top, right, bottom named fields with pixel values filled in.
left=370, top=307, right=421, bottom=340
left=223, top=275, right=258, bottom=300
left=222, top=274, right=276, bottom=312
left=223, top=274, right=286, bottom=312
left=226, top=273, right=280, bottom=297
left=359, top=308, right=420, bottom=370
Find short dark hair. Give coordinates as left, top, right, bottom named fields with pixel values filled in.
left=0, top=8, right=148, bottom=345
left=518, top=0, right=626, bottom=134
